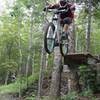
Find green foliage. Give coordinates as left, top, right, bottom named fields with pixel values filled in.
left=80, top=89, right=93, bottom=97
left=0, top=60, right=18, bottom=72
left=61, top=90, right=97, bottom=100
left=79, top=65, right=97, bottom=92
left=0, top=0, right=45, bottom=85
left=25, top=94, right=35, bottom=100
left=76, top=5, right=100, bottom=54
left=0, top=73, right=39, bottom=94
left=79, top=89, right=97, bottom=100
left=93, top=9, right=100, bottom=20
left=61, top=91, right=78, bottom=100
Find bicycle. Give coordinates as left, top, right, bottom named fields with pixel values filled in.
left=44, top=8, right=70, bottom=56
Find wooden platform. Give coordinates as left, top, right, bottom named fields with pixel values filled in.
left=64, top=53, right=100, bottom=66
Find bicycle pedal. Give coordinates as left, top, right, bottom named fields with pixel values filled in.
left=54, top=42, right=59, bottom=46
left=54, top=39, right=59, bottom=46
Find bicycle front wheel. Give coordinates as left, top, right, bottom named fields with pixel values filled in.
left=60, top=33, right=69, bottom=56
left=44, top=22, right=55, bottom=54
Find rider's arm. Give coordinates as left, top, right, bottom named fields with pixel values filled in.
left=68, top=3, right=75, bottom=11
left=47, top=4, right=60, bottom=9
left=66, top=3, right=75, bottom=19
left=43, top=3, right=60, bottom=11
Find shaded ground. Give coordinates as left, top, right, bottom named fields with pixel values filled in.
left=0, top=94, right=17, bottom=100
left=21, top=72, right=100, bottom=100
left=0, top=72, right=100, bottom=100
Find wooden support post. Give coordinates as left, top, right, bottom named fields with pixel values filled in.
left=67, top=68, right=80, bottom=92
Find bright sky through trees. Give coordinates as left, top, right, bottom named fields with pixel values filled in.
left=0, top=0, right=6, bottom=15
left=0, top=0, right=15, bottom=15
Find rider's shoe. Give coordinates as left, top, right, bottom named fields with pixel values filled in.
left=54, top=39, right=59, bottom=46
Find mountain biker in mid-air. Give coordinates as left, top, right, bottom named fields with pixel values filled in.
left=44, top=0, right=75, bottom=36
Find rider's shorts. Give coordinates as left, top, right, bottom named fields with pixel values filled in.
left=62, top=17, right=72, bottom=25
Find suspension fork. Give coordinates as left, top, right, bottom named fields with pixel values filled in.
left=56, top=16, right=61, bottom=43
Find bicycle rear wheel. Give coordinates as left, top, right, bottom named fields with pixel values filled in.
left=44, top=22, right=55, bottom=54
left=60, top=32, right=69, bottom=56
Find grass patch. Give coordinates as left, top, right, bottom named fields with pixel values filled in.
left=0, top=73, right=39, bottom=94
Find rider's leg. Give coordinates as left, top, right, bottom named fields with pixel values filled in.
left=63, top=18, right=72, bottom=33
left=63, top=24, right=69, bottom=33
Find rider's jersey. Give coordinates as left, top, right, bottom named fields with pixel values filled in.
left=48, top=2, right=75, bottom=20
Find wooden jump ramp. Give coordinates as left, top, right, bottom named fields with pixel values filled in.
left=64, top=53, right=100, bottom=67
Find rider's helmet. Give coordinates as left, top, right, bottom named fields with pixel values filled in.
left=59, top=0, right=67, bottom=6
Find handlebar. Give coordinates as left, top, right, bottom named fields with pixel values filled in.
left=44, top=8, right=69, bottom=14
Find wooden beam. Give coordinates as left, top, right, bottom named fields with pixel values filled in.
left=64, top=53, right=100, bottom=67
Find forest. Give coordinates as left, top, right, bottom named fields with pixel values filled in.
left=0, top=0, right=100, bottom=100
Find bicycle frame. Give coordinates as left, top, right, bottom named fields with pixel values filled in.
left=44, top=8, right=69, bottom=55
left=47, top=8, right=69, bottom=43
left=51, top=10, right=63, bottom=44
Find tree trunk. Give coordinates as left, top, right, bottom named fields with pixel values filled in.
left=69, top=21, right=76, bottom=53
left=21, top=57, right=27, bottom=76
left=37, top=46, right=46, bottom=98
left=49, top=47, right=62, bottom=100
left=45, top=54, right=48, bottom=71
left=72, top=20, right=76, bottom=53
left=86, top=0, right=92, bottom=52
left=5, top=71, right=9, bottom=85
left=37, top=5, right=49, bottom=98
left=26, top=5, right=34, bottom=84
left=67, top=20, right=80, bottom=92
left=17, top=8, right=23, bottom=99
